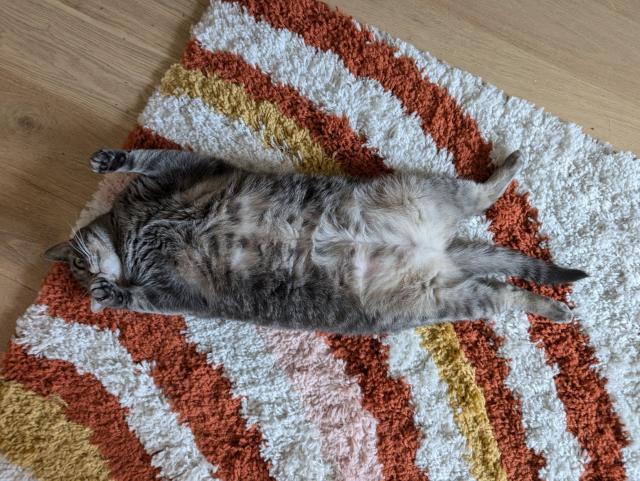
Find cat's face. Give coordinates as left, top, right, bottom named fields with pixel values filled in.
left=44, top=216, right=122, bottom=289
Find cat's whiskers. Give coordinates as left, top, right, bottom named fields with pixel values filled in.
left=73, top=232, right=91, bottom=259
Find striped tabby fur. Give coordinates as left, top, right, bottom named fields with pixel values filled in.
left=44, top=149, right=586, bottom=334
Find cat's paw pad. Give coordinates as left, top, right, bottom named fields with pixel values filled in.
left=90, top=277, right=124, bottom=308
left=90, top=149, right=128, bottom=173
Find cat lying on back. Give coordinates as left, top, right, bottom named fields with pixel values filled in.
left=45, top=149, right=587, bottom=334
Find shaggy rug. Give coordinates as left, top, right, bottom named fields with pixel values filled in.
left=1, top=1, right=638, bottom=480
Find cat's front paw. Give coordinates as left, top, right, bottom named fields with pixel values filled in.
left=90, top=149, right=128, bottom=174
left=90, top=277, right=126, bottom=310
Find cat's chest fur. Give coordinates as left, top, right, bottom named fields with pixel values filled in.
left=121, top=174, right=326, bottom=288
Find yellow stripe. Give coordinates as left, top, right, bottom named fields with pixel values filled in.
left=0, top=379, right=111, bottom=481
left=417, top=324, right=507, bottom=481
left=159, top=64, right=342, bottom=175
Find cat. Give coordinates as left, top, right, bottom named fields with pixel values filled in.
left=44, top=148, right=587, bottom=334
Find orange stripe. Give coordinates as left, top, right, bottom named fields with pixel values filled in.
left=228, top=0, right=492, bottom=179
left=453, top=321, right=545, bottom=481
left=180, top=39, right=390, bottom=177
left=324, top=335, right=428, bottom=481
left=2, top=342, right=160, bottom=481
left=486, top=184, right=628, bottom=481
left=122, top=125, right=182, bottom=150
left=36, top=262, right=275, bottom=481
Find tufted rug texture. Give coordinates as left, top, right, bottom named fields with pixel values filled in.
left=1, top=1, right=639, bottom=480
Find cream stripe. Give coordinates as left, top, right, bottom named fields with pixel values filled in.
left=139, top=92, right=292, bottom=173
left=192, top=1, right=455, bottom=176
left=15, top=306, right=217, bottom=481
left=258, top=329, right=382, bottom=481
left=382, top=330, right=475, bottom=481
left=159, top=64, right=341, bottom=175
left=0, top=379, right=110, bottom=481
left=418, top=323, right=508, bottom=481
left=378, top=25, right=638, bottom=478
left=0, top=454, right=40, bottom=481
left=184, top=317, right=334, bottom=481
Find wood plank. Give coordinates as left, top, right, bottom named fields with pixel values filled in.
left=0, top=0, right=206, bottom=350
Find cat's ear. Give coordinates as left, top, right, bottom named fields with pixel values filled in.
left=44, top=242, right=72, bottom=261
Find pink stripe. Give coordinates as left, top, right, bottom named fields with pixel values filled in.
left=258, top=329, right=382, bottom=481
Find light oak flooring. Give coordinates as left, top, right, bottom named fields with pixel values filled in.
left=1, top=0, right=638, bottom=351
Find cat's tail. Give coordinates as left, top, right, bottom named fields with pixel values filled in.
left=447, top=239, right=588, bottom=284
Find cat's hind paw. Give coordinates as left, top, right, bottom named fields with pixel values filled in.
left=90, top=149, right=128, bottom=174
left=500, top=150, right=522, bottom=170
left=492, top=150, right=523, bottom=179
left=539, top=299, right=574, bottom=323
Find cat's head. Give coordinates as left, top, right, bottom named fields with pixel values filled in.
left=44, top=214, right=121, bottom=289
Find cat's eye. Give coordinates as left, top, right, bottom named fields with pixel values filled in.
left=73, top=258, right=86, bottom=270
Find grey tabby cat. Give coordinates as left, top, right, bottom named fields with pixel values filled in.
left=45, top=149, right=587, bottom=334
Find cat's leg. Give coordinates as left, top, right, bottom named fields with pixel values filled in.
left=483, top=150, right=523, bottom=204
left=90, top=149, right=219, bottom=176
left=443, top=150, right=522, bottom=217
left=380, top=278, right=571, bottom=331
left=402, top=151, right=522, bottom=222
left=447, top=238, right=588, bottom=284
left=430, top=278, right=572, bottom=322
left=467, top=150, right=523, bottom=215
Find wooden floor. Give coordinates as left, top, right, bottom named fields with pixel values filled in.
left=1, top=0, right=638, bottom=351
